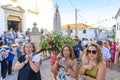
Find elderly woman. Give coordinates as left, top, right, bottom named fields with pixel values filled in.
left=51, top=44, right=78, bottom=80
left=79, top=43, right=106, bottom=80
left=14, top=42, right=42, bottom=80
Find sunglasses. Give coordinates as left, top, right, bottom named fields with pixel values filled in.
left=87, top=50, right=97, bottom=54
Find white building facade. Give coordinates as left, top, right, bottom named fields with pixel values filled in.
left=0, top=0, right=53, bottom=34
left=115, top=9, right=120, bottom=42
left=61, top=28, right=96, bottom=40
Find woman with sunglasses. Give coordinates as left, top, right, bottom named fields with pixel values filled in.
left=78, top=43, right=106, bottom=80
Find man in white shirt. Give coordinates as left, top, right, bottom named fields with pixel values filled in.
left=97, top=41, right=111, bottom=66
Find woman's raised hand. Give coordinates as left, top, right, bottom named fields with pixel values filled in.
left=60, top=60, right=67, bottom=69
left=56, top=54, right=61, bottom=61
left=24, top=55, right=29, bottom=63
left=28, top=55, right=33, bottom=61
left=84, top=63, right=94, bottom=70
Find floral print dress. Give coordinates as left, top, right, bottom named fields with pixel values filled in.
left=57, top=63, right=76, bottom=80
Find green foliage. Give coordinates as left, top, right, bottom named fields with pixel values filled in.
left=39, top=32, right=76, bottom=53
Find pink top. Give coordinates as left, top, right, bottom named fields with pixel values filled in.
left=112, top=43, right=116, bottom=62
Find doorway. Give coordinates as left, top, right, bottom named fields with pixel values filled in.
left=7, top=20, right=20, bottom=32
left=7, top=15, right=22, bottom=32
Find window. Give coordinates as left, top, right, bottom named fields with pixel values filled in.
left=83, top=29, right=86, bottom=34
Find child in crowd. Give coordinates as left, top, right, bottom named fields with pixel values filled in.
left=6, top=42, right=15, bottom=75
left=0, top=37, right=9, bottom=80
left=16, top=41, right=23, bottom=59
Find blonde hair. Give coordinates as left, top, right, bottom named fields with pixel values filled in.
left=60, top=44, right=75, bottom=60
left=85, top=43, right=103, bottom=64
left=22, top=42, right=36, bottom=55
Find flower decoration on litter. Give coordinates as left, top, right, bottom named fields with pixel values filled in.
left=39, top=32, right=75, bottom=53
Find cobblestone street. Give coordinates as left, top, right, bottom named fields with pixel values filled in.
left=4, top=59, right=120, bottom=80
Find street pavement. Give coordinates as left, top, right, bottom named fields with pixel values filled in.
left=5, top=59, right=120, bottom=80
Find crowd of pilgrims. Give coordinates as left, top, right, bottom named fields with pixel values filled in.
left=0, top=28, right=120, bottom=80
left=50, top=39, right=120, bottom=80
left=0, top=28, right=31, bottom=80
left=1, top=28, right=31, bottom=45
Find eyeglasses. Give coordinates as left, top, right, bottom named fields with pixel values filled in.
left=87, top=50, right=97, bottom=54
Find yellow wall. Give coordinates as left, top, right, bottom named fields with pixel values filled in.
left=61, top=23, right=90, bottom=29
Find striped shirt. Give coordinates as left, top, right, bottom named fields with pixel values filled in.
left=0, top=48, right=6, bottom=61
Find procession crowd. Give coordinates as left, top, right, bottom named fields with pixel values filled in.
left=50, top=38, right=120, bottom=80
left=0, top=28, right=120, bottom=80
left=0, top=28, right=31, bottom=80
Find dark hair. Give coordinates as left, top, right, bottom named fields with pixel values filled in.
left=0, top=37, right=2, bottom=40
left=67, top=25, right=70, bottom=28
left=7, top=42, right=12, bottom=46
left=97, top=41, right=103, bottom=45
left=0, top=41, right=3, bottom=46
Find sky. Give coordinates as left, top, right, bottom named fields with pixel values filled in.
left=53, top=0, right=120, bottom=28
left=0, top=0, right=119, bottom=31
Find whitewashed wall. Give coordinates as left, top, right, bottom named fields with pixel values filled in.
left=0, top=0, right=53, bottom=35
left=0, top=4, right=5, bottom=34
left=19, top=0, right=53, bottom=31
left=61, top=28, right=96, bottom=40
left=116, top=15, right=120, bottom=42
